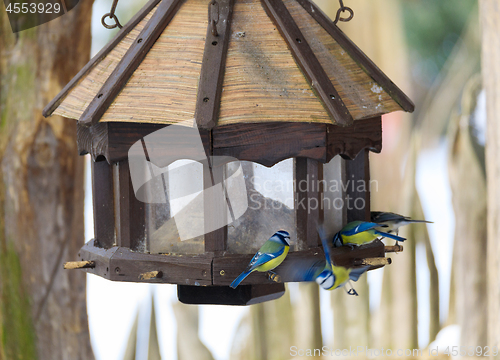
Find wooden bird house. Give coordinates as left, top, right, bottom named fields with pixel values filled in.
left=44, top=0, right=413, bottom=305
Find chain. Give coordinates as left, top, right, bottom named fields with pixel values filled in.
left=101, top=0, right=123, bottom=30
left=333, top=0, right=354, bottom=25
left=208, top=0, right=219, bottom=36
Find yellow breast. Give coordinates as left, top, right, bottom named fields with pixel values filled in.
left=255, top=246, right=289, bottom=272
left=342, top=231, right=378, bottom=245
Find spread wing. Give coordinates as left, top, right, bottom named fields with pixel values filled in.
left=285, top=259, right=326, bottom=282
left=348, top=266, right=370, bottom=282
left=317, top=224, right=333, bottom=270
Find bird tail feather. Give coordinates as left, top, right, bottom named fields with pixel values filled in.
left=230, top=270, right=252, bottom=289
left=375, top=230, right=406, bottom=242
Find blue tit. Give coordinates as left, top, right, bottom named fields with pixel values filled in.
left=332, top=221, right=406, bottom=248
left=371, top=211, right=432, bottom=235
left=317, top=225, right=369, bottom=295
left=315, top=265, right=369, bottom=295
left=230, top=230, right=290, bottom=289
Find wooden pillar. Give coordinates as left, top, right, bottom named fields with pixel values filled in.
left=115, top=161, right=147, bottom=251
left=344, top=149, right=371, bottom=223
left=92, top=159, right=115, bottom=248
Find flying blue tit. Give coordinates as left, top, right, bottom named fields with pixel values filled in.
left=316, top=225, right=369, bottom=295
left=230, top=230, right=290, bottom=289
left=332, top=220, right=406, bottom=248
left=371, top=211, right=432, bottom=235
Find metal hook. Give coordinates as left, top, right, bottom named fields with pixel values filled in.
left=101, top=0, right=122, bottom=29
left=333, top=0, right=354, bottom=25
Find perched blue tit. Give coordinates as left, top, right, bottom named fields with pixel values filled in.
left=371, top=211, right=432, bottom=235
left=332, top=221, right=406, bottom=248
left=230, top=230, right=290, bottom=289
left=316, top=225, right=369, bottom=295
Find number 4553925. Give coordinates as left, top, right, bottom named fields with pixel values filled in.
left=5, top=2, right=61, bottom=14
left=443, top=346, right=498, bottom=357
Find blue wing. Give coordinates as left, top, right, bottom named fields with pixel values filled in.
left=342, top=221, right=381, bottom=236
left=286, top=259, right=326, bottom=282
left=348, top=266, right=370, bottom=282
left=247, top=246, right=285, bottom=271
left=317, top=224, right=333, bottom=270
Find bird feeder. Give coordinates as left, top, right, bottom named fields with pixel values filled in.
left=44, top=0, right=413, bottom=305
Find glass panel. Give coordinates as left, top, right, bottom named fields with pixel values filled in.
left=227, top=159, right=297, bottom=254
left=323, top=155, right=345, bottom=234
left=147, top=159, right=205, bottom=255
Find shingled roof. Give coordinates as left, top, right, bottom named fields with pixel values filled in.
left=43, top=0, right=413, bottom=129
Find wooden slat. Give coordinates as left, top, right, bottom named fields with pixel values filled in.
left=110, top=249, right=212, bottom=284
left=295, top=0, right=415, bottom=113
left=295, top=158, right=322, bottom=250
left=107, top=122, right=210, bottom=164
left=260, top=0, right=353, bottom=126
left=79, top=0, right=183, bottom=126
left=195, top=0, right=234, bottom=129
left=213, top=122, right=326, bottom=166
left=344, top=149, right=370, bottom=222
left=92, top=159, right=115, bottom=248
left=42, top=0, right=161, bottom=117
left=78, top=240, right=212, bottom=285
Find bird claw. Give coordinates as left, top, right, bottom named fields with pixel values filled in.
left=347, top=288, right=359, bottom=296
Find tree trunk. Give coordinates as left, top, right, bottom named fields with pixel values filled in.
left=0, top=2, right=94, bottom=359
left=447, top=74, right=487, bottom=349
left=173, top=302, right=214, bottom=360
left=294, top=283, right=322, bottom=353
left=243, top=287, right=295, bottom=360
left=332, top=277, right=370, bottom=349
left=481, top=0, right=500, bottom=354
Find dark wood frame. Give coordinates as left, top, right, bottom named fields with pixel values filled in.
left=77, top=117, right=382, bottom=165
left=81, top=118, right=388, bottom=305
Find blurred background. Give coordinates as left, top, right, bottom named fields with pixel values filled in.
left=0, top=0, right=488, bottom=359
left=86, top=1, right=483, bottom=359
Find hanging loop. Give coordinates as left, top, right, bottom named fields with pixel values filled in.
left=101, top=0, right=123, bottom=29
left=208, top=0, right=219, bottom=36
left=333, top=0, right=354, bottom=25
